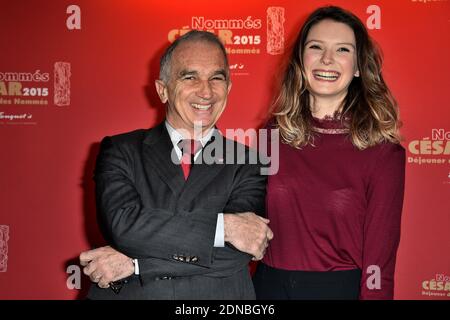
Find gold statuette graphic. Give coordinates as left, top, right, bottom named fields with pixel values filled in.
left=0, top=225, right=9, bottom=272
left=54, top=62, right=71, bottom=106
left=266, top=7, right=285, bottom=55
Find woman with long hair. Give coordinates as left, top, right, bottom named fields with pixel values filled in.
left=253, top=6, right=405, bottom=299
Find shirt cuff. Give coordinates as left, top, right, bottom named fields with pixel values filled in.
left=133, top=258, right=139, bottom=275
left=214, top=213, right=225, bottom=247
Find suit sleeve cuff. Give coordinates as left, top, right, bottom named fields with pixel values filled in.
left=213, top=213, right=225, bottom=247
left=133, top=258, right=140, bottom=275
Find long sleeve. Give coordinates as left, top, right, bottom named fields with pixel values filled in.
left=359, top=143, right=406, bottom=299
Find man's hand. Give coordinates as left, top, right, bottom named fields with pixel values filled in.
left=79, top=246, right=134, bottom=288
left=223, top=212, right=273, bottom=260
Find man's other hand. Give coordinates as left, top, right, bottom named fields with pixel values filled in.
left=223, top=212, right=273, bottom=260
left=79, top=246, right=134, bottom=288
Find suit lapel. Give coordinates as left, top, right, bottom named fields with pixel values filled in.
left=142, top=122, right=185, bottom=196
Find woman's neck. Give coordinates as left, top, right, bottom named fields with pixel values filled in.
left=309, top=94, right=346, bottom=119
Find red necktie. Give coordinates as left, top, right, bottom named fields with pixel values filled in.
left=178, top=139, right=201, bottom=180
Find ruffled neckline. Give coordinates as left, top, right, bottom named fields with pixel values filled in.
left=311, top=113, right=350, bottom=134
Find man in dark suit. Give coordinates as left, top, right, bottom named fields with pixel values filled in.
left=79, top=30, right=273, bottom=299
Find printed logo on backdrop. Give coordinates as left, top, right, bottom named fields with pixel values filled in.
left=422, top=273, right=450, bottom=297
left=0, top=225, right=9, bottom=272
left=411, top=0, right=448, bottom=3
left=408, top=129, right=450, bottom=166
left=166, top=5, right=381, bottom=77
left=0, top=62, right=71, bottom=125
left=167, top=7, right=285, bottom=76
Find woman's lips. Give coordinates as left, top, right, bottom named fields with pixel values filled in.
left=312, top=69, right=340, bottom=81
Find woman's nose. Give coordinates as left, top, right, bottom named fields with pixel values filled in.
left=320, top=49, right=333, bottom=65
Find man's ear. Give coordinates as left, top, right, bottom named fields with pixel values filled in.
left=155, top=80, right=168, bottom=103
left=227, top=81, right=232, bottom=94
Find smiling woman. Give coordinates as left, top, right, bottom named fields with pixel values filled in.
left=303, top=19, right=359, bottom=117
left=253, top=6, right=406, bottom=300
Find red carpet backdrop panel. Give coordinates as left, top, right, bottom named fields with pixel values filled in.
left=0, top=0, right=449, bottom=299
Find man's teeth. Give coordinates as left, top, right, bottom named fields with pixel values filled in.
left=313, top=71, right=339, bottom=80
left=191, top=103, right=212, bottom=110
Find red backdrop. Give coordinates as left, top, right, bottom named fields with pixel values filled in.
left=0, top=0, right=449, bottom=299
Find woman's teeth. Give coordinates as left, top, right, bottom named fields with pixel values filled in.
left=313, top=71, right=339, bottom=80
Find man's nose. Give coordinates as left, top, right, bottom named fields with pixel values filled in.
left=196, top=80, right=213, bottom=100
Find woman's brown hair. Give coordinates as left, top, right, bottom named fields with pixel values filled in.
left=273, top=6, right=401, bottom=149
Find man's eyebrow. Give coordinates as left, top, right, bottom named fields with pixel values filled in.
left=178, top=69, right=228, bottom=79
left=179, top=70, right=198, bottom=77
left=212, top=69, right=227, bottom=78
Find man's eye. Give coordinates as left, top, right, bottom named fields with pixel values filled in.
left=211, top=76, right=226, bottom=81
left=182, top=76, right=196, bottom=80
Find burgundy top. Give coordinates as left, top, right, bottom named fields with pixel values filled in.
left=263, top=116, right=405, bottom=299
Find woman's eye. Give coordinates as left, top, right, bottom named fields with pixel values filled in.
left=309, top=44, right=321, bottom=50
left=337, top=47, right=350, bottom=52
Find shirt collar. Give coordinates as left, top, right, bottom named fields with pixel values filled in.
left=165, top=120, right=215, bottom=147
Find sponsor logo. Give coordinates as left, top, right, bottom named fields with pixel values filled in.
left=266, top=7, right=285, bottom=55
left=407, top=129, right=450, bottom=165
left=0, top=225, right=9, bottom=272
left=412, top=0, right=448, bottom=3
left=54, top=62, right=71, bottom=106
left=167, top=6, right=286, bottom=59
left=422, top=274, right=450, bottom=297
left=0, top=62, right=71, bottom=125
left=229, top=63, right=248, bottom=76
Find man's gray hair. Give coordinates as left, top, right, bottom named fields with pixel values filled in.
left=159, top=30, right=229, bottom=83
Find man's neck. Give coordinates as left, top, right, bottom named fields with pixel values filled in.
left=165, top=120, right=215, bottom=144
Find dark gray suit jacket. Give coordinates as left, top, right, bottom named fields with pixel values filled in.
left=87, top=122, right=267, bottom=299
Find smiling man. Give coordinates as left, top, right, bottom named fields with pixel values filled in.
left=79, top=30, right=273, bottom=300
left=155, top=38, right=230, bottom=136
